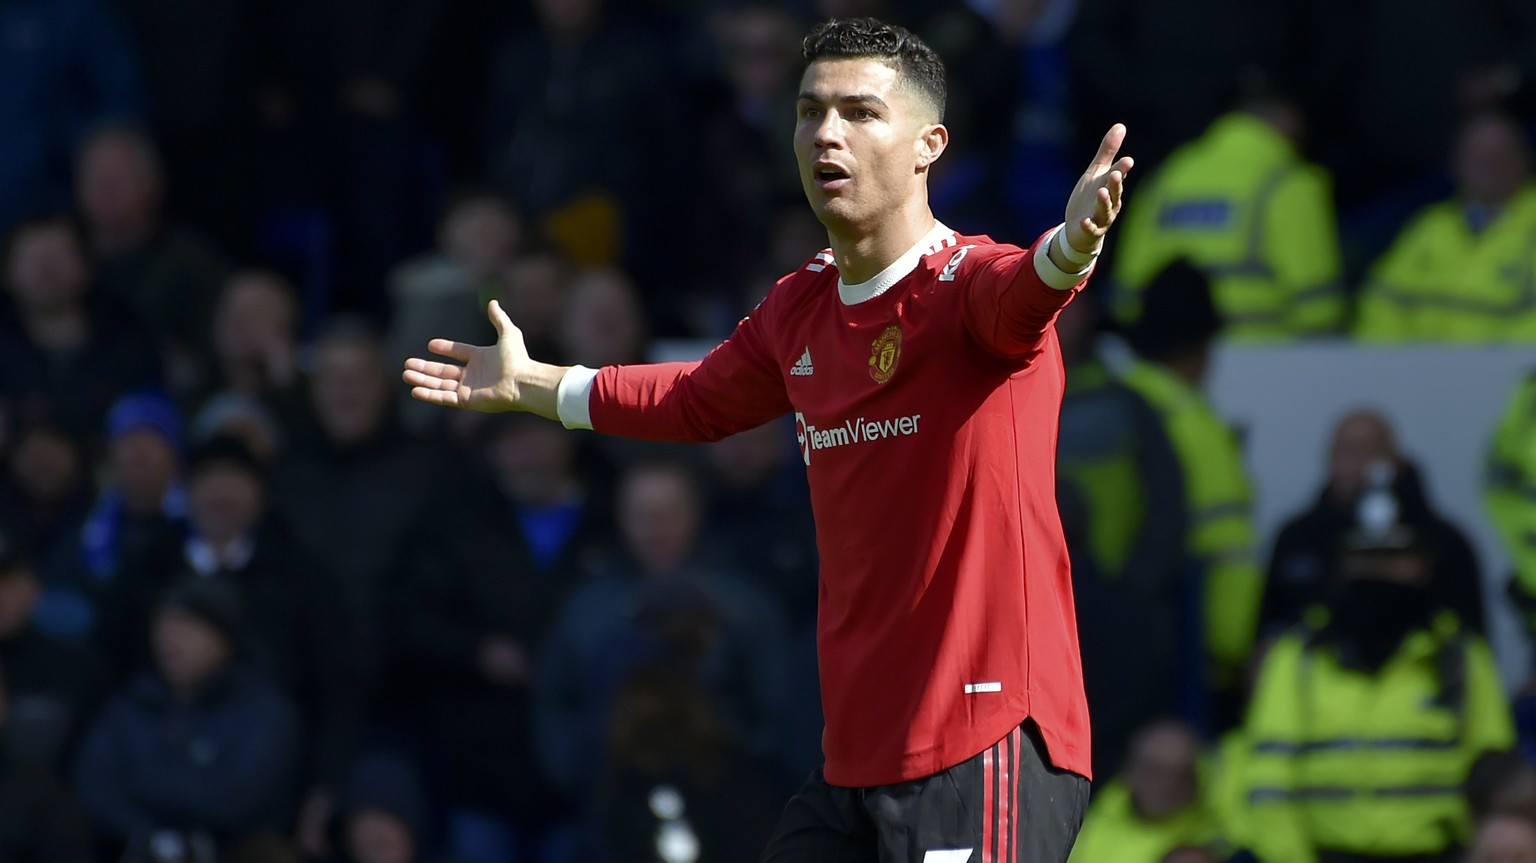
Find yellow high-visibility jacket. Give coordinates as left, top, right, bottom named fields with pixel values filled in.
left=1121, top=361, right=1261, bottom=684
left=1237, top=623, right=1514, bottom=863
left=1113, top=113, right=1345, bottom=340
left=1356, top=186, right=1536, bottom=342
left=1068, top=778, right=1226, bottom=863
left=1487, top=371, right=1536, bottom=624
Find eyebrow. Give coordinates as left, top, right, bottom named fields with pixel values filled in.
left=796, top=92, right=891, bottom=110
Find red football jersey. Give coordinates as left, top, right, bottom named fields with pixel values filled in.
left=563, top=223, right=1093, bottom=786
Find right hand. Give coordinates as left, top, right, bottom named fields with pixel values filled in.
left=403, top=300, right=539, bottom=414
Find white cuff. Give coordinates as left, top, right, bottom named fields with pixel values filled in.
left=1034, top=224, right=1098, bottom=291
left=555, top=365, right=597, bottom=430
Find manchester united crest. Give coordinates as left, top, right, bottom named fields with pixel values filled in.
left=868, top=325, right=902, bottom=384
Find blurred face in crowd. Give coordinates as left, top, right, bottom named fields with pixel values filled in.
left=112, top=428, right=180, bottom=515
left=708, top=423, right=786, bottom=491
left=560, top=268, right=647, bottom=368
left=534, top=0, right=601, bottom=39
left=503, top=252, right=567, bottom=349
left=721, top=7, right=800, bottom=108
left=1126, top=722, right=1201, bottom=822
left=619, top=466, right=702, bottom=575
left=488, top=418, right=577, bottom=506
left=9, top=426, right=84, bottom=506
left=346, top=810, right=416, bottom=863
left=1469, top=814, right=1536, bottom=863
left=440, top=196, right=520, bottom=279
left=795, top=57, right=946, bottom=236
left=5, top=222, right=90, bottom=316
left=188, top=463, right=264, bottom=546
left=1327, top=411, right=1398, bottom=504
left=77, top=130, right=163, bottom=237
left=153, top=608, right=231, bottom=693
left=215, top=272, right=298, bottom=368
left=312, top=337, right=390, bottom=446
left=1455, top=114, right=1531, bottom=209
left=0, top=568, right=41, bottom=640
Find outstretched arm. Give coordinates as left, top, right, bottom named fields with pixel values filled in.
left=1052, top=123, right=1134, bottom=267
left=402, top=300, right=569, bottom=418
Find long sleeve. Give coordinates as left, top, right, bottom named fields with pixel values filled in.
left=586, top=292, right=792, bottom=442
left=961, top=226, right=1092, bottom=363
left=73, top=702, right=154, bottom=841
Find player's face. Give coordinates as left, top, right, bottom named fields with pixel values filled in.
left=794, top=58, right=940, bottom=235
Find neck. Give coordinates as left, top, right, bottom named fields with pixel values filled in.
left=93, top=216, right=158, bottom=256
left=22, top=305, right=89, bottom=351
left=827, top=198, right=937, bottom=285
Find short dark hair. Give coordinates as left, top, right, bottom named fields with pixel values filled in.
left=802, top=18, right=947, bottom=121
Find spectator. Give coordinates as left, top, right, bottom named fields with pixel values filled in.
left=1356, top=112, right=1536, bottom=342
left=0, top=214, right=162, bottom=441
left=533, top=461, right=788, bottom=805
left=1466, top=751, right=1536, bottom=825
left=110, top=0, right=289, bottom=256
left=1264, top=410, right=1485, bottom=639
left=1055, top=294, right=1190, bottom=775
left=480, top=0, right=678, bottom=281
left=75, top=125, right=229, bottom=396
left=1068, top=721, right=1225, bottom=863
left=78, top=392, right=188, bottom=586
left=1488, top=369, right=1536, bottom=637
left=1467, top=813, right=1536, bottom=863
left=94, top=436, right=362, bottom=858
left=332, top=753, right=439, bottom=863
left=387, top=189, right=521, bottom=433
left=0, top=660, right=94, bottom=863
left=1121, top=261, right=1262, bottom=727
left=585, top=666, right=782, bottom=863
left=191, top=393, right=285, bottom=465
left=0, top=422, right=94, bottom=637
left=703, top=420, right=818, bottom=632
left=272, top=320, right=451, bottom=691
left=0, top=0, right=143, bottom=234
left=1111, top=85, right=1345, bottom=340
left=74, top=578, right=303, bottom=860
left=0, top=534, right=101, bottom=771
left=206, top=269, right=309, bottom=439
left=395, top=411, right=613, bottom=862
left=558, top=267, right=650, bottom=369
left=500, top=248, right=570, bottom=363
left=1235, top=515, right=1514, bottom=862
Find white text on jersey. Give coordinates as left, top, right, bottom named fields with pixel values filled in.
left=795, top=411, right=922, bottom=465
left=937, top=245, right=975, bottom=282
left=790, top=347, right=815, bottom=376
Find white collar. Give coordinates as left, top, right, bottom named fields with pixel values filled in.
left=837, top=221, right=956, bottom=305
left=185, top=535, right=256, bottom=576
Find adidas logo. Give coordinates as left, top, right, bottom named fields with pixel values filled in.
left=790, top=347, right=815, bottom=376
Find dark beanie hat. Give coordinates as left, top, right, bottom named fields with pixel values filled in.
left=1125, top=259, right=1224, bottom=360
left=187, top=434, right=264, bottom=482
left=157, top=577, right=244, bottom=644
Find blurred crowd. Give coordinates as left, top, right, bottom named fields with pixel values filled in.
left=2, top=0, right=1536, bottom=862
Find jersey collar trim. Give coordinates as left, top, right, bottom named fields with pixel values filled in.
left=837, top=221, right=956, bottom=305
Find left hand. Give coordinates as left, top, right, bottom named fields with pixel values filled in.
left=1063, top=123, right=1134, bottom=256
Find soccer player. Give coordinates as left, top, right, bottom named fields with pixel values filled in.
left=405, top=18, right=1132, bottom=863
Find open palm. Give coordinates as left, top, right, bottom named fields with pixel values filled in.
left=402, top=300, right=525, bottom=412
left=1063, top=123, right=1134, bottom=254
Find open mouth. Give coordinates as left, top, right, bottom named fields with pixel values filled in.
left=815, top=167, right=850, bottom=183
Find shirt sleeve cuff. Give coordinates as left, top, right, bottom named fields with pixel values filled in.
left=555, top=365, right=597, bottom=430
left=1034, top=223, right=1098, bottom=291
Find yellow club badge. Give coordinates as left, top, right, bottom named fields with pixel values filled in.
left=868, top=325, right=902, bottom=384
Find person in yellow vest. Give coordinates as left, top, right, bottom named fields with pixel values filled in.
left=1122, top=260, right=1263, bottom=725
left=1069, top=720, right=1228, bottom=863
left=1487, top=371, right=1536, bottom=630
left=1236, top=504, right=1515, bottom=863
left=1356, top=112, right=1536, bottom=342
left=1111, top=87, right=1345, bottom=340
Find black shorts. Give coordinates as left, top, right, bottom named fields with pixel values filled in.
left=761, top=720, right=1090, bottom=863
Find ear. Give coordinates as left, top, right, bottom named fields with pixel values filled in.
left=916, top=123, right=949, bottom=172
